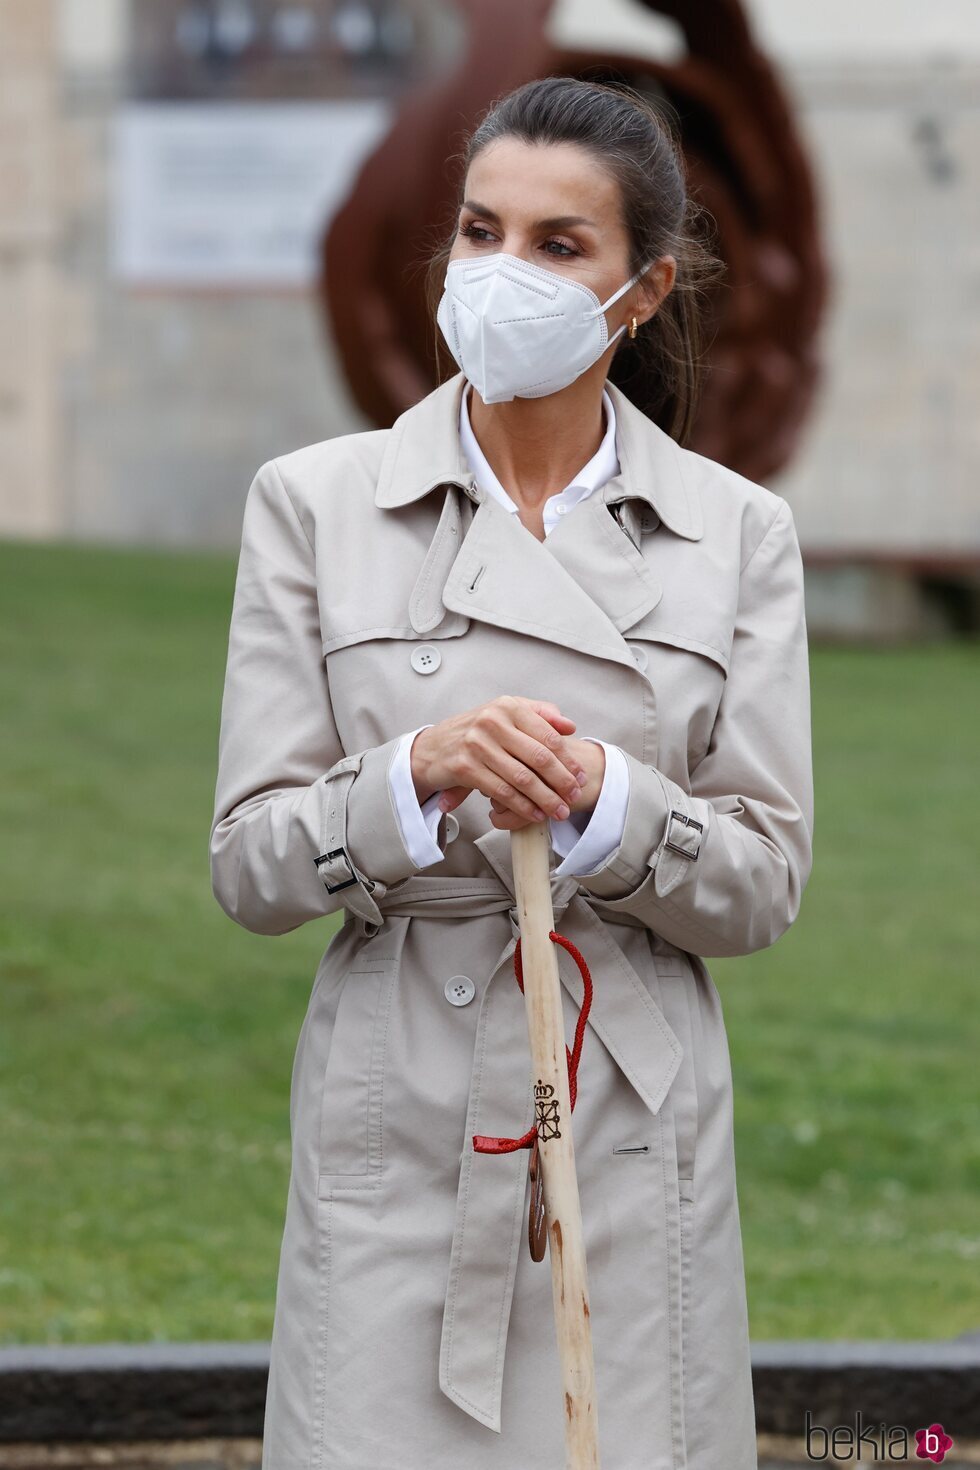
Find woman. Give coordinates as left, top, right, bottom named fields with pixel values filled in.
left=210, top=77, right=813, bottom=1470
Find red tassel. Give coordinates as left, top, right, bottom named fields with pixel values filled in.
left=472, top=931, right=593, bottom=1155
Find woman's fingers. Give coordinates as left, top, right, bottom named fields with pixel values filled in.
left=489, top=806, right=536, bottom=831
left=465, top=755, right=553, bottom=822
left=531, top=701, right=576, bottom=732
left=503, top=720, right=587, bottom=809
left=436, top=784, right=471, bottom=813
left=459, top=709, right=586, bottom=821
left=429, top=699, right=584, bottom=819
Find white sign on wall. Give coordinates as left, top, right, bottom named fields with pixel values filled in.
left=112, top=100, right=392, bottom=288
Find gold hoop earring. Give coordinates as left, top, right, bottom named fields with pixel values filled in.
left=628, top=316, right=638, bottom=340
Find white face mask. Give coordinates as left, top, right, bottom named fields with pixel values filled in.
left=436, top=250, right=652, bottom=404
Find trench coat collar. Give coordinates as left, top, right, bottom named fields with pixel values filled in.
left=374, top=370, right=703, bottom=543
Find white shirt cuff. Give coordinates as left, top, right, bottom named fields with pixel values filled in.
left=388, top=724, right=445, bottom=868
left=551, top=738, right=630, bottom=878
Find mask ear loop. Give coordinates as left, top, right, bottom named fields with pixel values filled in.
left=591, top=259, right=654, bottom=346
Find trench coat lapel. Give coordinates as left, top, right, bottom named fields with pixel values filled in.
left=441, top=493, right=647, bottom=672
left=546, top=480, right=663, bottom=631
left=377, top=370, right=703, bottom=660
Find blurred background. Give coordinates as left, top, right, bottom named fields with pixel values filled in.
left=4, top=0, right=980, bottom=630
left=1, top=1, right=978, bottom=1465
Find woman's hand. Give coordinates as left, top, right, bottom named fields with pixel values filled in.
left=488, top=736, right=605, bottom=831
left=411, top=696, right=590, bottom=825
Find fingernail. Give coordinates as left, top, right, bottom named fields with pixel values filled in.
left=438, top=797, right=449, bottom=811
left=556, top=802, right=570, bottom=820
left=533, top=807, right=547, bottom=821
left=576, top=770, right=588, bottom=786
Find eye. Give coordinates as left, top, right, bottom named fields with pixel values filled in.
left=542, top=238, right=578, bottom=257
left=458, top=222, right=496, bottom=244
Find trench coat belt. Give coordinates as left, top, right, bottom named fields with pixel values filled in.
left=362, top=855, right=685, bottom=1434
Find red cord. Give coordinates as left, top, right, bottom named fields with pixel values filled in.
left=472, top=931, right=594, bottom=1154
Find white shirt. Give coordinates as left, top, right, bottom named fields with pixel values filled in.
left=385, top=382, right=630, bottom=878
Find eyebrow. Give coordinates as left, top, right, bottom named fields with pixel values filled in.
left=461, top=199, right=598, bottom=230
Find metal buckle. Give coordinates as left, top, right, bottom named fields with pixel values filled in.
left=314, top=845, right=360, bottom=894
left=664, top=810, right=703, bottom=860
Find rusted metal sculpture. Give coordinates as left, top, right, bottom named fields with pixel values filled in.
left=321, top=0, right=829, bottom=484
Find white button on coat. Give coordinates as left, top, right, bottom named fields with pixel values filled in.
left=410, top=644, right=442, bottom=674
left=628, top=642, right=648, bottom=670
left=444, top=975, right=476, bottom=1006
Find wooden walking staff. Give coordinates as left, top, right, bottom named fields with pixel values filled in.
left=474, top=819, right=601, bottom=1468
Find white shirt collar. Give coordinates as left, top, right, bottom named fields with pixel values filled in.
left=458, top=380, right=620, bottom=536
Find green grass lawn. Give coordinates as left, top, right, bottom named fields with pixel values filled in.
left=1, top=537, right=977, bottom=1344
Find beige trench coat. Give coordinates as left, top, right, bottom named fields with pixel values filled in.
left=209, top=369, right=814, bottom=1470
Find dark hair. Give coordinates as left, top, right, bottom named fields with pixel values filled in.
left=425, top=75, right=726, bottom=445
